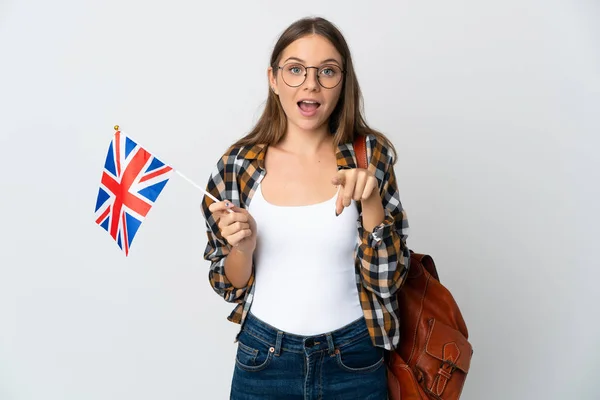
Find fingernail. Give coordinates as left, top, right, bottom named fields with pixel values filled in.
left=335, top=210, right=340, bottom=217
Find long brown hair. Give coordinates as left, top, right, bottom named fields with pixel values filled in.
left=229, top=16, right=397, bottom=164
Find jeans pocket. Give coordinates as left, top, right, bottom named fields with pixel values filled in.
left=335, top=333, right=385, bottom=373
left=235, top=330, right=274, bottom=372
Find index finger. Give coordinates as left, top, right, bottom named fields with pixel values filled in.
left=331, top=170, right=346, bottom=187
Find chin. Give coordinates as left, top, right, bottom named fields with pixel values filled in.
left=291, top=118, right=328, bottom=133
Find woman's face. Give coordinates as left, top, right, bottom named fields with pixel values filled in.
left=269, top=34, right=344, bottom=134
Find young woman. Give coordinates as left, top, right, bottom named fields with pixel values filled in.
left=201, top=16, right=410, bottom=400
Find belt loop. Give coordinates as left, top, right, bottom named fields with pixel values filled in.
left=275, top=331, right=283, bottom=356
left=326, top=333, right=335, bottom=355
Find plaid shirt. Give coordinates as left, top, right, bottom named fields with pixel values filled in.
left=201, top=134, right=410, bottom=350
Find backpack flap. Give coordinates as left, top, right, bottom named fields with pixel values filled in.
left=420, top=318, right=472, bottom=398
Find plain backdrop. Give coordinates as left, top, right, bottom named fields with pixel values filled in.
left=1, top=0, right=598, bottom=399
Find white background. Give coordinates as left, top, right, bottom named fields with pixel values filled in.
left=1, top=0, right=598, bottom=399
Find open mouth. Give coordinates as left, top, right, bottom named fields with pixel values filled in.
left=297, top=100, right=321, bottom=113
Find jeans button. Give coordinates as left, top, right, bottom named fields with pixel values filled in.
left=305, top=338, right=314, bottom=347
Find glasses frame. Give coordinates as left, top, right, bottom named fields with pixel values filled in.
left=277, top=62, right=346, bottom=89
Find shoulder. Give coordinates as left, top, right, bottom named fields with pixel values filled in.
left=211, top=143, right=266, bottom=173
left=364, top=133, right=396, bottom=170
left=214, top=144, right=245, bottom=167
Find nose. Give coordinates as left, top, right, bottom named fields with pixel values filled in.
left=303, top=67, right=320, bottom=91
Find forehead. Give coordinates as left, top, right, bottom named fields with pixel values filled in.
left=280, top=34, right=342, bottom=65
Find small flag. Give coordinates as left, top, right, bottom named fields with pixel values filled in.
left=94, top=128, right=173, bottom=256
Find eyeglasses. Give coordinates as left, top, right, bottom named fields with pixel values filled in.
left=277, top=62, right=345, bottom=89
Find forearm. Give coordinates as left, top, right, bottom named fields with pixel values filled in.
left=224, top=247, right=254, bottom=288
left=357, top=209, right=408, bottom=298
left=360, top=192, right=385, bottom=232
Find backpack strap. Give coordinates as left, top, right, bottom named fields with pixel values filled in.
left=353, top=135, right=368, bottom=169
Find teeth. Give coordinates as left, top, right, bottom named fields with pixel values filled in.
left=301, top=100, right=318, bottom=104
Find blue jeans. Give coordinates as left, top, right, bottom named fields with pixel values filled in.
left=230, top=312, right=388, bottom=400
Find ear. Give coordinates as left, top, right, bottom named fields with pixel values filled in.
left=267, top=66, right=279, bottom=95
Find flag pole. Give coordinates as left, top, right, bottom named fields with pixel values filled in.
left=172, top=169, right=234, bottom=213
left=172, top=169, right=216, bottom=202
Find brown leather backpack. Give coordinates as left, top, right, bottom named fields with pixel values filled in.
left=354, top=136, right=473, bottom=399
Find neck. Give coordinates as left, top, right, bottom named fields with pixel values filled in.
left=278, top=123, right=333, bottom=155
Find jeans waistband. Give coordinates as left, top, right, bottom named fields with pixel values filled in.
left=241, top=312, right=371, bottom=356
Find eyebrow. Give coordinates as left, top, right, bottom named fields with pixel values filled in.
left=283, top=57, right=342, bottom=66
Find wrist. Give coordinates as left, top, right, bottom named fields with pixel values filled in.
left=232, top=240, right=256, bottom=256
left=360, top=192, right=384, bottom=232
left=361, top=190, right=382, bottom=207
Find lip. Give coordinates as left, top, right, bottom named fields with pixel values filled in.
left=297, top=98, right=322, bottom=104
left=297, top=99, right=321, bottom=117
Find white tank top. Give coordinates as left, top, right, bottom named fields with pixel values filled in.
left=247, top=183, right=363, bottom=335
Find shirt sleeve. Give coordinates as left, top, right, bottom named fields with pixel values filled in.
left=356, top=137, right=410, bottom=300
left=201, top=153, right=254, bottom=303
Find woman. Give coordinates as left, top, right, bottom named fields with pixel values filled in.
left=201, top=16, right=410, bottom=400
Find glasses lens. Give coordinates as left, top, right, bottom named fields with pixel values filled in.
left=317, top=65, right=343, bottom=88
left=281, top=63, right=306, bottom=87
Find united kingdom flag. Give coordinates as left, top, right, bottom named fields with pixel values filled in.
left=94, top=129, right=173, bottom=256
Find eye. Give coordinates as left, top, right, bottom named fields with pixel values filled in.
left=287, top=64, right=304, bottom=75
left=320, top=66, right=338, bottom=77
